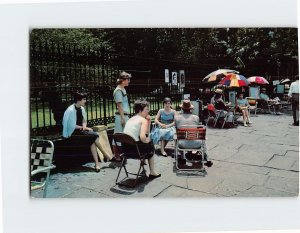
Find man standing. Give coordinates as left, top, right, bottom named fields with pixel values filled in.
left=288, top=77, right=299, bottom=126
left=112, top=71, right=131, bottom=161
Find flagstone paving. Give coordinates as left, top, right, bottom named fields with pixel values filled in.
left=31, top=113, right=299, bottom=198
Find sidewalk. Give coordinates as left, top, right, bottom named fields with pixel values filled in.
left=32, top=113, right=299, bottom=198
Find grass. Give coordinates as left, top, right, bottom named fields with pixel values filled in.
left=30, top=99, right=182, bottom=129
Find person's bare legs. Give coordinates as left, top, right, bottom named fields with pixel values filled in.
left=148, top=156, right=160, bottom=176
left=160, top=140, right=167, bottom=156
left=246, top=110, right=252, bottom=124
left=242, top=110, right=248, bottom=126
left=90, top=143, right=100, bottom=172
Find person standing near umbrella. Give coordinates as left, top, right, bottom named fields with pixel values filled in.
left=288, top=78, right=299, bottom=126
left=112, top=71, right=131, bottom=161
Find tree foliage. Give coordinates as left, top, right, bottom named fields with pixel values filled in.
left=30, top=27, right=298, bottom=65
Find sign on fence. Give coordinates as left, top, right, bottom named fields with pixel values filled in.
left=164, top=69, right=169, bottom=83
left=172, top=72, right=177, bottom=86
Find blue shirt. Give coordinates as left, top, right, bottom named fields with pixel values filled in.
left=237, top=98, right=249, bottom=107
left=159, top=109, right=175, bottom=124
left=113, top=86, right=130, bottom=114
left=260, top=93, right=269, bottom=101
left=62, top=104, right=87, bottom=138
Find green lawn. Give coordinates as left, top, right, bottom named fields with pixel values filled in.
left=30, top=99, right=181, bottom=129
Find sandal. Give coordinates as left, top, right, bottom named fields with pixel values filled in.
left=148, top=173, right=161, bottom=180
left=95, top=166, right=101, bottom=173
left=160, top=151, right=168, bottom=157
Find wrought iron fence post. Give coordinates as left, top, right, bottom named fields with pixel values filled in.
left=101, top=48, right=107, bottom=126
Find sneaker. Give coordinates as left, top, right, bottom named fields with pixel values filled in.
left=204, top=161, right=213, bottom=167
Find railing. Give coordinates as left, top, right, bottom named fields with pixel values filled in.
left=30, top=41, right=298, bottom=137
left=30, top=42, right=188, bottom=136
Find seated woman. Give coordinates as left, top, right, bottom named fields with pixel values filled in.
left=211, top=89, right=234, bottom=126
left=151, top=97, right=176, bottom=157
left=62, top=91, right=113, bottom=172
left=123, top=99, right=161, bottom=179
left=236, top=93, right=253, bottom=127
left=175, top=99, right=213, bottom=167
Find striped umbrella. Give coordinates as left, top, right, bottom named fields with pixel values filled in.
left=247, top=76, right=269, bottom=84
left=202, top=69, right=239, bottom=82
left=220, top=73, right=249, bottom=87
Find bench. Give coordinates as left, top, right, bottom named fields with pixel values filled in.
left=32, top=125, right=114, bottom=163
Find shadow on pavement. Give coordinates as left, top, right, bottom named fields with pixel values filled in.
left=52, top=157, right=118, bottom=174
left=110, top=177, right=150, bottom=195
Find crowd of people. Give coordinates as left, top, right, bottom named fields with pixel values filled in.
left=61, top=71, right=299, bottom=177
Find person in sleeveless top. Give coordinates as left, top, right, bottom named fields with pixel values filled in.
left=112, top=71, right=131, bottom=162
left=151, top=97, right=176, bottom=157
left=237, top=93, right=253, bottom=127
left=123, top=100, right=161, bottom=179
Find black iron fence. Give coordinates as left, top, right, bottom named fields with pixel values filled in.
left=30, top=41, right=298, bottom=137
left=30, top=42, right=192, bottom=136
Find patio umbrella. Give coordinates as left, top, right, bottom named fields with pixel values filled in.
left=202, top=69, right=239, bottom=83
left=220, top=73, right=249, bottom=87
left=280, top=78, right=291, bottom=84
left=247, top=76, right=269, bottom=85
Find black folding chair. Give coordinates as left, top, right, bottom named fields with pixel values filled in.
left=113, top=133, right=148, bottom=187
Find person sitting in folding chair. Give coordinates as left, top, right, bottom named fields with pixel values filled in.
left=237, top=93, right=253, bottom=127
left=260, top=87, right=283, bottom=114
left=175, top=99, right=213, bottom=167
left=151, top=97, right=177, bottom=157
left=211, top=89, right=234, bottom=127
left=123, top=99, right=161, bottom=180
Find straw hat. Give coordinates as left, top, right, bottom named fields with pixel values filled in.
left=215, top=88, right=223, bottom=94
left=179, top=99, right=194, bottom=110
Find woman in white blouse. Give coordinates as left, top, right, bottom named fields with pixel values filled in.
left=123, top=99, right=161, bottom=179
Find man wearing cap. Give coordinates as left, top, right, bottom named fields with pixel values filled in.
left=175, top=99, right=213, bottom=167
left=288, top=78, right=299, bottom=126
left=112, top=71, right=131, bottom=161
left=260, top=88, right=283, bottom=114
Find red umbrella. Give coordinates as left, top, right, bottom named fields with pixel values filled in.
left=220, top=73, right=249, bottom=87
left=247, top=76, right=269, bottom=84
left=202, top=69, right=239, bottom=82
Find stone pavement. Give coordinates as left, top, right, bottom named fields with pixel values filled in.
left=32, top=113, right=299, bottom=198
